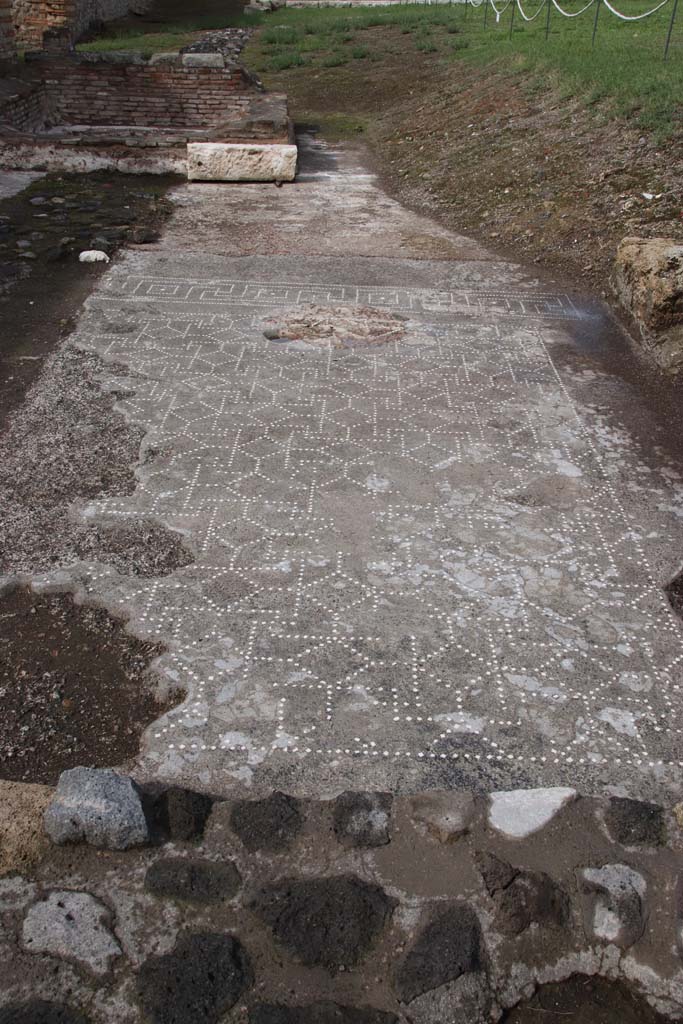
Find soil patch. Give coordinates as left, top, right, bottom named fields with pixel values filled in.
left=503, top=975, right=680, bottom=1024
left=0, top=170, right=179, bottom=433
left=0, top=586, right=175, bottom=785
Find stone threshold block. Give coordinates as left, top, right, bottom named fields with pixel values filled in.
left=187, top=142, right=298, bottom=182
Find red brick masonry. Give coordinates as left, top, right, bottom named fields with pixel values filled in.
left=1, top=53, right=262, bottom=133
left=41, top=56, right=257, bottom=129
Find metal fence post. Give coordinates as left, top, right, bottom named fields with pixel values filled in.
left=664, top=0, right=679, bottom=58
left=591, top=0, right=601, bottom=45
left=509, top=0, right=516, bottom=36
left=545, top=0, right=552, bottom=38
left=484, top=0, right=489, bottom=25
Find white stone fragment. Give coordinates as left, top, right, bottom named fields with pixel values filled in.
left=578, top=864, right=647, bottom=949
left=488, top=787, right=577, bottom=839
left=79, top=250, right=110, bottom=263
left=187, top=142, right=298, bottom=182
left=181, top=52, right=225, bottom=68
left=22, top=891, right=121, bottom=976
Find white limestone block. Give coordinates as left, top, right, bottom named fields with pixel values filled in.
left=488, top=787, right=577, bottom=839
left=187, top=142, right=297, bottom=182
left=181, top=52, right=225, bottom=68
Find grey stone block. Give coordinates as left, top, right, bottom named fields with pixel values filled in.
left=22, top=890, right=121, bottom=976
left=44, top=767, right=150, bottom=850
left=578, top=864, right=648, bottom=949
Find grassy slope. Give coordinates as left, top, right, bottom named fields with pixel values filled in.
left=247, top=2, right=682, bottom=136
left=239, top=3, right=682, bottom=295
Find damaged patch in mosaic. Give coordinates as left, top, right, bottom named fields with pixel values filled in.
left=263, top=305, right=407, bottom=349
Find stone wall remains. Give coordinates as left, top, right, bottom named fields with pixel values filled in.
left=0, top=0, right=16, bottom=59
left=14, top=53, right=258, bottom=130
left=11, top=0, right=151, bottom=51
left=48, top=57, right=255, bottom=128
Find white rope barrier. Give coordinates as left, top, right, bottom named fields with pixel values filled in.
left=601, top=0, right=671, bottom=20
left=548, top=0, right=596, bottom=18
left=514, top=0, right=548, bottom=22
left=489, top=0, right=513, bottom=17
left=480, top=0, right=672, bottom=22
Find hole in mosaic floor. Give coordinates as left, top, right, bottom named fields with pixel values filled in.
left=263, top=305, right=407, bottom=349
left=0, top=587, right=180, bottom=785
left=665, top=568, right=683, bottom=623
left=502, top=975, right=678, bottom=1024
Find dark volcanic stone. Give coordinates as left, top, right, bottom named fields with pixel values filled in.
left=149, top=786, right=214, bottom=840
left=137, top=931, right=252, bottom=1024
left=477, top=851, right=517, bottom=895
left=145, top=856, right=241, bottom=903
left=250, top=875, right=396, bottom=970
left=89, top=235, right=114, bottom=254
left=231, top=791, right=303, bottom=852
left=497, top=872, right=569, bottom=935
left=393, top=903, right=484, bottom=1003
left=604, top=798, right=665, bottom=847
left=130, top=225, right=159, bottom=244
left=477, top=852, right=568, bottom=935
left=0, top=1003, right=90, bottom=1024
left=250, top=1003, right=398, bottom=1024
left=332, top=791, right=392, bottom=848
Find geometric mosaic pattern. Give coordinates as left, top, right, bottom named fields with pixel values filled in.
left=73, top=261, right=683, bottom=797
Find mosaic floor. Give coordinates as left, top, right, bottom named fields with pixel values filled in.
left=52, top=228, right=681, bottom=800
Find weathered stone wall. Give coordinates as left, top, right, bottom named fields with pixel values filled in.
left=11, top=0, right=151, bottom=51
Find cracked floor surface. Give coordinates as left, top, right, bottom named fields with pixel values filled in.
left=13, top=134, right=683, bottom=799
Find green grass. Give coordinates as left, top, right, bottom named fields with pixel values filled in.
left=78, top=11, right=260, bottom=53
left=245, top=1, right=682, bottom=135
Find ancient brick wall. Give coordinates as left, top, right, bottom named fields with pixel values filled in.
left=0, top=80, right=45, bottom=128
left=0, top=0, right=17, bottom=59
left=34, top=56, right=257, bottom=128
left=11, top=0, right=150, bottom=50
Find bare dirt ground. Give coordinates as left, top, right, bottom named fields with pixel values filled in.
left=0, top=587, right=170, bottom=785
left=0, top=173, right=193, bottom=785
